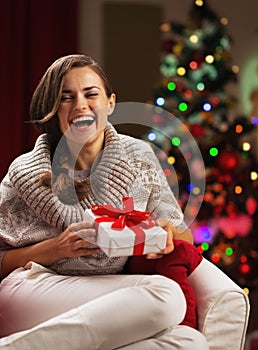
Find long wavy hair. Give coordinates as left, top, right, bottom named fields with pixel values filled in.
left=30, top=54, right=113, bottom=203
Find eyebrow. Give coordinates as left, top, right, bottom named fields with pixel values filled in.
left=61, top=86, right=100, bottom=93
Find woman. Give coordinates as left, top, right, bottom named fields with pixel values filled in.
left=0, top=54, right=208, bottom=349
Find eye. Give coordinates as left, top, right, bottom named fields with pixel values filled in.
left=86, top=92, right=98, bottom=98
left=61, top=95, right=73, bottom=101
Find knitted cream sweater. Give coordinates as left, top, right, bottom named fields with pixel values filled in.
left=0, top=123, right=184, bottom=277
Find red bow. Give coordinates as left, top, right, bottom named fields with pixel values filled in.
left=91, top=197, right=155, bottom=255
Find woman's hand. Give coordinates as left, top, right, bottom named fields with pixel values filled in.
left=52, top=221, right=101, bottom=260
left=145, top=218, right=193, bottom=260
left=145, top=218, right=174, bottom=260
left=1, top=221, right=101, bottom=278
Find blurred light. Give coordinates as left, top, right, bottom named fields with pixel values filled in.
left=240, top=255, right=248, bottom=263
left=211, top=253, right=220, bottom=263
left=252, top=117, right=258, bottom=125
left=251, top=171, right=258, bottom=180
left=239, top=263, right=251, bottom=274
left=192, top=186, right=201, bottom=195
left=189, top=61, right=198, bottom=69
left=201, top=242, right=209, bottom=251
left=187, top=183, right=194, bottom=192
left=160, top=23, right=171, bottom=32
left=167, top=81, right=176, bottom=91
left=184, top=151, right=192, bottom=160
left=156, top=97, right=165, bottom=106
left=184, top=89, right=193, bottom=98
left=171, top=136, right=181, bottom=147
left=205, top=55, right=214, bottom=64
left=232, top=65, right=239, bottom=74
left=177, top=67, right=186, bottom=76
left=178, top=102, right=188, bottom=112
left=197, top=245, right=204, bottom=253
left=235, top=185, right=242, bottom=194
left=203, top=102, right=212, bottom=111
left=167, top=156, right=175, bottom=165
left=189, top=34, right=199, bottom=44
left=242, top=142, right=251, bottom=151
left=209, top=147, right=219, bottom=156
left=225, top=247, right=233, bottom=256
left=196, top=82, right=205, bottom=91
left=210, top=96, right=220, bottom=105
left=235, top=124, right=243, bottom=133
left=195, top=0, right=204, bottom=7
left=220, top=17, right=229, bottom=25
left=243, top=287, right=249, bottom=295
left=164, top=168, right=172, bottom=176
left=147, top=132, right=157, bottom=141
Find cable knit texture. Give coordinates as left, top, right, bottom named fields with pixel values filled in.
left=0, top=123, right=184, bottom=278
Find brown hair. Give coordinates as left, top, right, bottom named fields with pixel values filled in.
left=31, top=54, right=114, bottom=203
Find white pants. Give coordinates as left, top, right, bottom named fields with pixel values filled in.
left=0, top=262, right=209, bottom=349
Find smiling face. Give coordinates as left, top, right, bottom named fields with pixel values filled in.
left=57, top=66, right=116, bottom=149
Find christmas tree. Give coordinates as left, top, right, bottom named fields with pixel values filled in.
left=145, top=0, right=258, bottom=289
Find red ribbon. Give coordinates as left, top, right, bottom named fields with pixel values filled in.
left=91, top=197, right=155, bottom=255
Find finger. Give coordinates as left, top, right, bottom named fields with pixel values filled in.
left=162, top=240, right=174, bottom=254
left=76, top=247, right=102, bottom=257
left=73, top=237, right=97, bottom=250
left=77, top=229, right=97, bottom=243
left=69, top=221, right=95, bottom=232
left=145, top=253, right=164, bottom=259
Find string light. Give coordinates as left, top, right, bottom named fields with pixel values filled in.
left=205, top=55, right=214, bottom=64
left=252, top=117, right=258, bottom=125
left=160, top=23, right=171, bottom=32
left=234, top=185, right=242, bottom=194
left=177, top=67, right=186, bottom=76
left=225, top=247, right=233, bottom=256
left=242, top=142, right=251, bottom=151
left=209, top=147, right=219, bottom=156
left=211, top=253, right=221, bottom=263
left=167, top=156, right=175, bottom=165
left=239, top=263, right=251, bottom=275
left=164, top=168, right=172, bottom=176
left=220, top=17, right=229, bottom=25
left=178, top=102, right=188, bottom=112
left=167, top=81, right=176, bottom=91
left=250, top=171, right=258, bottom=181
left=192, top=186, right=201, bottom=195
left=147, top=132, right=157, bottom=141
left=189, top=34, right=199, bottom=44
left=235, top=124, right=243, bottom=133
left=232, top=65, right=239, bottom=74
left=171, top=136, right=181, bottom=147
left=195, top=0, right=204, bottom=7
left=196, top=82, right=205, bottom=91
left=156, top=97, right=165, bottom=106
left=203, top=102, right=212, bottom=111
left=201, top=242, right=209, bottom=251
left=184, top=89, right=193, bottom=98
left=189, top=61, right=198, bottom=69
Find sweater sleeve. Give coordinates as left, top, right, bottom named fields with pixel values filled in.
left=120, top=134, right=187, bottom=230
left=137, top=139, right=186, bottom=229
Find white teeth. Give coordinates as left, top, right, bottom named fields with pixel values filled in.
left=72, top=115, right=94, bottom=124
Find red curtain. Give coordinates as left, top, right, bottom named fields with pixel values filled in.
left=0, top=0, right=78, bottom=179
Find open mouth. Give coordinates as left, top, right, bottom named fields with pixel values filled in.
left=72, top=116, right=95, bottom=127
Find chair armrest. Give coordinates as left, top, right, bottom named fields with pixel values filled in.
left=188, top=258, right=250, bottom=350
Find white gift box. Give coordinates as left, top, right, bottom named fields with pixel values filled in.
left=84, top=208, right=167, bottom=257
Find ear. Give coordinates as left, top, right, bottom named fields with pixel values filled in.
left=107, top=93, right=116, bottom=116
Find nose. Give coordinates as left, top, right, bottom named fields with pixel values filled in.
left=74, top=94, right=88, bottom=111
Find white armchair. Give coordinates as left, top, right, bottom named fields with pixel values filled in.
left=189, top=258, right=250, bottom=350
left=0, top=258, right=250, bottom=350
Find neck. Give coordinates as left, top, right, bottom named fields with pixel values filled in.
left=67, top=131, right=105, bottom=170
